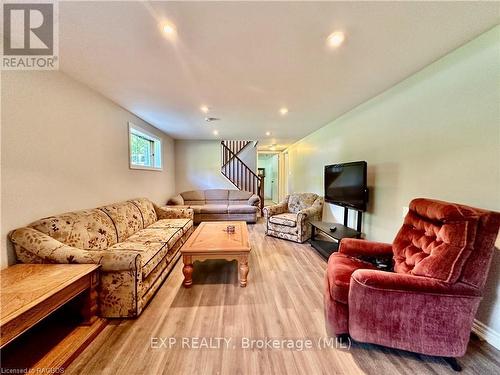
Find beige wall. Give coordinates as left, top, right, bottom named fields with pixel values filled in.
left=1, top=71, right=175, bottom=268
left=287, top=27, right=500, bottom=343
left=174, top=140, right=257, bottom=194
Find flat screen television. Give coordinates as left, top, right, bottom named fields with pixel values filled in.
left=324, top=161, right=368, bottom=211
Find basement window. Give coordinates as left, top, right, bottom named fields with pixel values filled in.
left=128, top=122, right=162, bottom=171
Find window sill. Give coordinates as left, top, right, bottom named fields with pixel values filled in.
left=129, top=164, right=163, bottom=172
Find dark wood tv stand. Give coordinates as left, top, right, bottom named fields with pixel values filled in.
left=309, top=221, right=361, bottom=259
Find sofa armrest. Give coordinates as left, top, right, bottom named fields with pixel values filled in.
left=351, top=269, right=480, bottom=297
left=98, top=250, right=142, bottom=272
left=9, top=227, right=141, bottom=272
left=263, top=202, right=288, bottom=218
left=339, top=238, right=393, bottom=258
left=248, top=194, right=260, bottom=207
left=155, top=205, right=194, bottom=220
left=167, top=194, right=184, bottom=206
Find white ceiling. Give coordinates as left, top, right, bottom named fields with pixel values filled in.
left=59, top=1, right=499, bottom=149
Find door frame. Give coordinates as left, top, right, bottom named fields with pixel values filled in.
left=257, top=151, right=283, bottom=203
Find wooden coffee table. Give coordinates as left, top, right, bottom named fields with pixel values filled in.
left=181, top=221, right=251, bottom=287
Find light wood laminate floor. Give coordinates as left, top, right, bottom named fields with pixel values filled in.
left=67, top=220, right=500, bottom=375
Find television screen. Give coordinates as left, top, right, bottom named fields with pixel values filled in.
left=324, top=161, right=368, bottom=211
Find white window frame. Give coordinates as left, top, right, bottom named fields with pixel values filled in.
left=128, top=122, right=163, bottom=171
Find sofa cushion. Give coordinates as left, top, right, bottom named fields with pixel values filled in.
left=201, top=204, right=228, bottom=214
left=184, top=200, right=206, bottom=206
left=181, top=190, right=205, bottom=201
left=267, top=222, right=298, bottom=235
left=205, top=189, right=229, bottom=202
left=229, top=190, right=253, bottom=200
left=129, top=198, right=157, bottom=227
left=128, top=227, right=183, bottom=250
left=148, top=218, right=193, bottom=235
left=288, top=193, right=319, bottom=213
left=109, top=240, right=165, bottom=279
left=269, top=213, right=298, bottom=227
left=29, top=209, right=117, bottom=250
left=112, top=227, right=183, bottom=278
left=229, top=200, right=250, bottom=205
left=227, top=205, right=258, bottom=214
left=99, top=202, right=143, bottom=242
left=181, top=190, right=205, bottom=206
left=327, top=253, right=377, bottom=304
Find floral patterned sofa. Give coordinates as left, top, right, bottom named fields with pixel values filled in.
left=263, top=193, right=324, bottom=243
left=9, top=198, right=194, bottom=318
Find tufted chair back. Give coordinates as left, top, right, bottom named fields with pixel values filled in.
left=392, top=198, right=500, bottom=286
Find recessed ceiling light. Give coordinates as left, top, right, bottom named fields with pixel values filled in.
left=279, top=108, right=288, bottom=115
left=162, top=23, right=176, bottom=35
left=265, top=131, right=271, bottom=136
left=327, top=31, right=345, bottom=47
left=213, top=130, right=219, bottom=136
left=200, top=105, right=210, bottom=113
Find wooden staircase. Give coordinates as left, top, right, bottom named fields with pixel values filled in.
left=221, top=140, right=264, bottom=208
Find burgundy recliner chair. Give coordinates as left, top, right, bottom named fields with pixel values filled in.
left=324, top=198, right=500, bottom=371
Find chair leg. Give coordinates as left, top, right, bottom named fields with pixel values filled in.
left=443, top=357, right=462, bottom=372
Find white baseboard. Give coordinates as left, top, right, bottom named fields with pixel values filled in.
left=473, top=319, right=500, bottom=350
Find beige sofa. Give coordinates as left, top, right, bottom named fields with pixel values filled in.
left=9, top=198, right=194, bottom=318
left=167, top=189, right=260, bottom=224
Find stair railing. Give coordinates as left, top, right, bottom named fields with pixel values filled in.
left=220, top=141, right=263, bottom=208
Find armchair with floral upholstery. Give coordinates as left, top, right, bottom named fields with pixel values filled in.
left=263, top=193, right=324, bottom=243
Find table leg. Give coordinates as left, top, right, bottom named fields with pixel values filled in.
left=81, top=271, right=99, bottom=325
left=183, top=255, right=193, bottom=288
left=239, top=256, right=249, bottom=287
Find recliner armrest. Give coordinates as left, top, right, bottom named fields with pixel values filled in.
left=339, top=238, right=393, bottom=258
left=351, top=269, right=480, bottom=297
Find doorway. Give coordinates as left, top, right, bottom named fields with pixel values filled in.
left=257, top=153, right=280, bottom=204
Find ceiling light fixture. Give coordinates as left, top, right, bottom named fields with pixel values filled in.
left=213, top=130, right=219, bottom=136
left=265, top=131, right=271, bottom=136
left=279, top=108, right=288, bottom=116
left=327, top=31, right=345, bottom=47
left=200, top=105, right=210, bottom=113
left=162, top=23, right=176, bottom=35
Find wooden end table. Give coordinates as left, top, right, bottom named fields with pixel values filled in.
left=0, top=264, right=107, bottom=370
left=180, top=221, right=251, bottom=287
